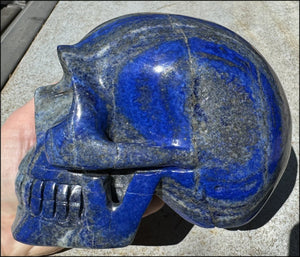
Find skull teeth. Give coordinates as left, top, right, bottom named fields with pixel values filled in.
left=19, top=177, right=83, bottom=221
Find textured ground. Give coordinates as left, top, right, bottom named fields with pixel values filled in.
left=1, top=1, right=299, bottom=256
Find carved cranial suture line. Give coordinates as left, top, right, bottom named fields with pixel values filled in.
left=12, top=13, right=291, bottom=249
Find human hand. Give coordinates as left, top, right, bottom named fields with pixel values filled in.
left=1, top=99, right=63, bottom=256
left=1, top=98, right=164, bottom=256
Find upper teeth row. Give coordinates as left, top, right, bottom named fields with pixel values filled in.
left=17, top=175, right=83, bottom=222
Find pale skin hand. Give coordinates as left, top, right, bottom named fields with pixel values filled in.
left=1, top=98, right=164, bottom=256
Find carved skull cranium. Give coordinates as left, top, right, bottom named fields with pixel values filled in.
left=12, top=13, right=291, bottom=248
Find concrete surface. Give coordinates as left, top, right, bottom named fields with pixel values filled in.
left=1, top=1, right=58, bottom=88
left=1, top=1, right=299, bottom=256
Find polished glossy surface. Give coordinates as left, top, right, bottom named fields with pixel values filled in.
left=12, top=13, right=291, bottom=248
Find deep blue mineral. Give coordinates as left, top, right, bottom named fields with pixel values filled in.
left=12, top=13, right=291, bottom=248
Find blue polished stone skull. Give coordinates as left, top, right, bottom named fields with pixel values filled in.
left=12, top=13, right=291, bottom=248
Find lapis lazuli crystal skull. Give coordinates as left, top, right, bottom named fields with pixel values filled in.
left=12, top=13, right=291, bottom=248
